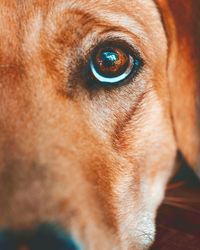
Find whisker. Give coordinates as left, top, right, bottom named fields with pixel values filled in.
left=136, top=230, right=154, bottom=242
left=165, top=196, right=200, bottom=203
left=164, top=201, right=200, bottom=214
left=166, top=181, right=186, bottom=190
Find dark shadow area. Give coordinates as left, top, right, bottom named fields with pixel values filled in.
left=151, top=156, right=200, bottom=250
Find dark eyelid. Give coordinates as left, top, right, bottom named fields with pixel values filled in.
left=83, top=37, right=144, bottom=67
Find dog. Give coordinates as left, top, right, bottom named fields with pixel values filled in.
left=0, top=0, right=199, bottom=249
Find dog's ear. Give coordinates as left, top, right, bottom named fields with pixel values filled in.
left=156, top=0, right=200, bottom=176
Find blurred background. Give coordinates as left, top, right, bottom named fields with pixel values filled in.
left=151, top=155, right=200, bottom=250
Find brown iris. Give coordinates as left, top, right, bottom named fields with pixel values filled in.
left=89, top=44, right=143, bottom=85
left=93, top=47, right=130, bottom=78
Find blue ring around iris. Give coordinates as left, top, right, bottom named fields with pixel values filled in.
left=90, top=48, right=141, bottom=85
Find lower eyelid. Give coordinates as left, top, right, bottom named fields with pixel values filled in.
left=89, top=55, right=135, bottom=84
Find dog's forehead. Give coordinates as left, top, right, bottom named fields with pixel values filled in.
left=0, top=0, right=160, bottom=30
left=0, top=0, right=164, bottom=64
left=8, top=0, right=158, bottom=12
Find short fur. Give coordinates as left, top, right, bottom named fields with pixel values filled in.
left=0, top=1, right=199, bottom=249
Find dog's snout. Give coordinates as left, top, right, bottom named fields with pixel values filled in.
left=0, top=224, right=80, bottom=250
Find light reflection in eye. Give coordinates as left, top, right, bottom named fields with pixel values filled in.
left=89, top=46, right=142, bottom=86
left=90, top=55, right=134, bottom=84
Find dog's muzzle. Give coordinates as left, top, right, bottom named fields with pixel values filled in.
left=0, top=224, right=80, bottom=250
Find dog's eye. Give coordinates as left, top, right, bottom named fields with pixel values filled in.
left=89, top=45, right=142, bottom=86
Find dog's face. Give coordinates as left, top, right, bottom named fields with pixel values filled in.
left=0, top=0, right=199, bottom=249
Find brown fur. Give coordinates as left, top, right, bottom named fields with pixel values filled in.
left=0, top=1, right=199, bottom=249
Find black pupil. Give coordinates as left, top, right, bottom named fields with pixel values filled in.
left=100, top=49, right=119, bottom=67
left=93, top=47, right=130, bottom=78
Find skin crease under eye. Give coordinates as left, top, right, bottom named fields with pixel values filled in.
left=89, top=55, right=134, bottom=84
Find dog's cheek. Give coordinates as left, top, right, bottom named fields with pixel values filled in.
left=83, top=91, right=176, bottom=249
left=112, top=90, right=176, bottom=225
